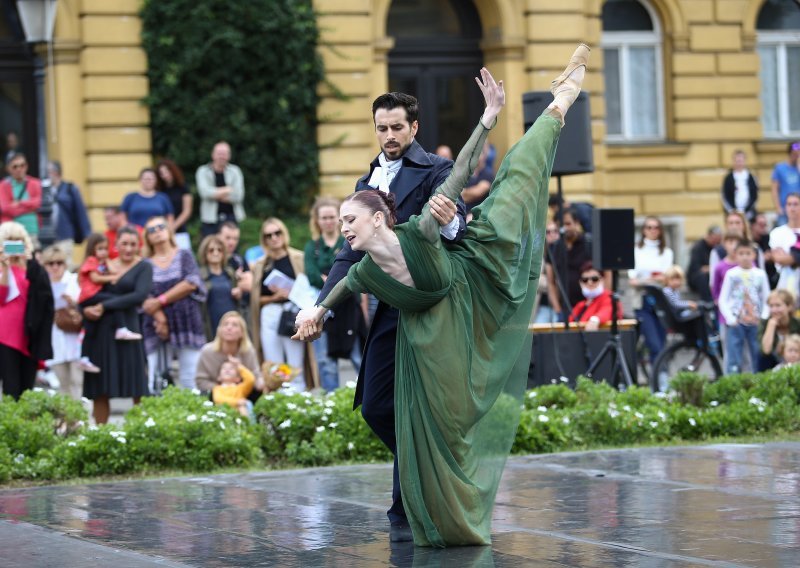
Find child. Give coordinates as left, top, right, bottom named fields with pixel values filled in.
left=77, top=234, right=142, bottom=373
left=662, top=265, right=698, bottom=318
left=212, top=359, right=255, bottom=417
left=718, top=239, right=771, bottom=374
left=774, top=334, right=800, bottom=370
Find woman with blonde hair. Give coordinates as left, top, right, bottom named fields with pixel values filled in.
left=42, top=245, right=83, bottom=399
left=195, top=310, right=264, bottom=394
left=304, top=197, right=365, bottom=391
left=141, top=215, right=207, bottom=391
left=250, top=217, right=318, bottom=391
left=198, top=234, right=241, bottom=338
left=759, top=288, right=800, bottom=370
left=0, top=221, right=53, bottom=399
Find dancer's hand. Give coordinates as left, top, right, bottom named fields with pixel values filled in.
left=292, top=319, right=323, bottom=342
left=476, top=67, right=505, bottom=128
left=429, top=194, right=457, bottom=226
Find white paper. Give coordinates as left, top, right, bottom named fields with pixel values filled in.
left=51, top=281, right=68, bottom=309
left=288, top=274, right=318, bottom=310
left=262, top=269, right=295, bottom=292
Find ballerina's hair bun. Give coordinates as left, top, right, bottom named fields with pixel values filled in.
left=345, top=189, right=398, bottom=229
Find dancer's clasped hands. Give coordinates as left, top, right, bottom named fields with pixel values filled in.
left=292, top=307, right=324, bottom=341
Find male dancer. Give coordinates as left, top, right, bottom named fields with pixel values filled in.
left=317, top=92, right=467, bottom=541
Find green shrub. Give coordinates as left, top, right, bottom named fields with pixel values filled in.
left=525, top=384, right=577, bottom=410
left=141, top=0, right=324, bottom=218
left=669, top=372, right=706, bottom=407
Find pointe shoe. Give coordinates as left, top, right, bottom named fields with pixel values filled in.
left=549, top=44, right=590, bottom=123
left=115, top=327, right=143, bottom=341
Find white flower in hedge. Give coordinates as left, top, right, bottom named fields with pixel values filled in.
left=187, top=414, right=197, bottom=422
left=201, top=415, right=214, bottom=423
left=279, top=419, right=292, bottom=429
left=329, top=422, right=338, bottom=429
left=346, top=380, right=357, bottom=389
left=710, top=400, right=719, bottom=407
left=219, top=422, right=226, bottom=430
left=265, top=395, right=275, bottom=401
left=560, top=376, right=569, bottom=383
left=324, top=400, right=335, bottom=408
left=608, top=409, right=620, bottom=418
left=748, top=396, right=766, bottom=410
left=109, top=431, right=125, bottom=438
left=286, top=403, right=298, bottom=410
left=649, top=421, right=659, bottom=428
left=33, top=387, right=43, bottom=392
left=191, top=388, right=201, bottom=396
left=634, top=412, right=644, bottom=420
left=301, top=391, right=312, bottom=398
left=14, top=454, right=24, bottom=463
left=622, top=405, right=631, bottom=412
left=657, top=411, right=666, bottom=421
left=324, top=408, right=333, bottom=415
left=347, top=442, right=355, bottom=451
left=316, top=426, right=325, bottom=433
left=528, top=391, right=537, bottom=398
left=203, top=401, right=214, bottom=407
left=538, top=414, right=549, bottom=422
left=116, top=437, right=127, bottom=444
left=537, top=405, right=547, bottom=412
left=235, top=418, right=242, bottom=425
left=688, top=418, right=697, bottom=426
left=144, top=417, right=156, bottom=428
left=321, top=415, right=329, bottom=422
left=562, top=416, right=570, bottom=424
left=215, top=411, right=227, bottom=418
left=305, top=398, right=313, bottom=405
left=68, top=441, right=77, bottom=447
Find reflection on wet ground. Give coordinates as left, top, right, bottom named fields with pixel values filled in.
left=1, top=443, right=799, bottom=567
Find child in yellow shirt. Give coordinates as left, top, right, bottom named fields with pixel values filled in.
left=212, top=360, right=255, bottom=417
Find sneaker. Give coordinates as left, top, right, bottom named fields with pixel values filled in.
left=78, top=357, right=101, bottom=373
left=115, top=327, right=143, bottom=341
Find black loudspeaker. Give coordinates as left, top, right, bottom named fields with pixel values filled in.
left=592, top=208, right=635, bottom=270
left=522, top=91, right=593, bottom=176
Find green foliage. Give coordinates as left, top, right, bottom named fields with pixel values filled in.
left=669, top=372, right=707, bottom=407
left=140, top=0, right=324, bottom=218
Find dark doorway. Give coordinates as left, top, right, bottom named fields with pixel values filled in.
left=0, top=0, right=40, bottom=176
left=387, top=0, right=483, bottom=155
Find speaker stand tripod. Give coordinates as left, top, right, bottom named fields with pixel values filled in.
left=584, top=270, right=633, bottom=389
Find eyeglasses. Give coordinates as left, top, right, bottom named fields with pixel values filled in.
left=145, top=223, right=167, bottom=234
left=45, top=260, right=65, bottom=267
left=644, top=225, right=660, bottom=230
left=263, top=231, right=282, bottom=240
left=207, top=247, right=223, bottom=253
left=580, top=276, right=601, bottom=283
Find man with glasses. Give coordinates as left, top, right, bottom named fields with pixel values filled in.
left=771, top=142, right=800, bottom=226
left=0, top=153, right=42, bottom=244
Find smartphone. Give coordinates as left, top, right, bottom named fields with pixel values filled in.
left=2, top=240, right=25, bottom=255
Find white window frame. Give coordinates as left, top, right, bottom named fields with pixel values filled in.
left=601, top=1, right=665, bottom=142
left=757, top=30, right=800, bottom=138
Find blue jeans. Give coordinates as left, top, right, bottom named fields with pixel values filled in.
left=312, top=330, right=363, bottom=392
left=726, top=323, right=759, bottom=374
left=533, top=305, right=561, bottom=324
left=637, top=300, right=666, bottom=361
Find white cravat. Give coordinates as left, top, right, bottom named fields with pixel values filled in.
left=368, top=153, right=403, bottom=193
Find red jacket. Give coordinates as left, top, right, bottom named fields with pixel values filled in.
left=0, top=175, right=42, bottom=223
left=569, top=290, right=624, bottom=324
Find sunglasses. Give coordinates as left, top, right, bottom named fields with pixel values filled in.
left=45, top=260, right=65, bottom=266
left=580, top=276, right=601, bottom=283
left=207, top=247, right=223, bottom=253
left=145, top=223, right=167, bottom=234
left=263, top=230, right=282, bottom=239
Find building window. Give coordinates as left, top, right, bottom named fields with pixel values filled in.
left=757, top=0, right=800, bottom=138
left=601, top=0, right=664, bottom=141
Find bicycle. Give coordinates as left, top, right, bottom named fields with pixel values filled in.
left=642, top=285, right=723, bottom=392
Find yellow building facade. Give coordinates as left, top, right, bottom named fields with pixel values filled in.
left=7, top=0, right=795, bottom=247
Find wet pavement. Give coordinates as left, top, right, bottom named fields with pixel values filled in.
left=1, top=443, right=798, bottom=567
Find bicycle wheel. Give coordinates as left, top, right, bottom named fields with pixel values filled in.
left=650, top=341, right=723, bottom=392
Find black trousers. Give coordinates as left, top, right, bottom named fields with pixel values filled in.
left=0, top=344, right=38, bottom=399
left=358, top=304, right=406, bottom=523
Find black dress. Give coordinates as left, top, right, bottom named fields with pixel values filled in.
left=82, top=261, right=153, bottom=399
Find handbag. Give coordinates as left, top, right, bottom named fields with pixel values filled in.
left=277, top=305, right=300, bottom=337
left=54, top=306, right=83, bottom=333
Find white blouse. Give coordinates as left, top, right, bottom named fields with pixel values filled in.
left=628, top=239, right=674, bottom=281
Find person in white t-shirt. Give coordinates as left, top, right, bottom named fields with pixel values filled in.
left=768, top=192, right=800, bottom=299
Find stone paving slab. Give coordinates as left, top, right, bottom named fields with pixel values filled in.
left=1, top=443, right=798, bottom=567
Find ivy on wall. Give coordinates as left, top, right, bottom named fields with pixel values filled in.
left=140, top=0, right=323, bottom=217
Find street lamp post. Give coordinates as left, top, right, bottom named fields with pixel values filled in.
left=16, top=0, right=58, bottom=247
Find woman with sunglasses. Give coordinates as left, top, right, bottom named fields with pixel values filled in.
left=569, top=262, right=622, bottom=331
left=250, top=218, right=318, bottom=391
left=141, top=216, right=207, bottom=391
left=42, top=245, right=83, bottom=399
left=197, top=234, right=240, bottom=338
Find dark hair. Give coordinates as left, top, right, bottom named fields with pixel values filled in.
left=636, top=215, right=666, bottom=255
left=548, top=194, right=563, bottom=207
left=344, top=190, right=398, bottom=229
left=139, top=167, right=156, bottom=179
left=104, top=206, right=121, bottom=214
left=116, top=225, right=140, bottom=243
left=372, top=92, right=419, bottom=125
left=219, top=220, right=239, bottom=232
left=155, top=158, right=186, bottom=188
left=84, top=233, right=108, bottom=260
left=7, top=151, right=26, bottom=164
left=579, top=260, right=598, bottom=275
left=48, top=160, right=62, bottom=176
left=735, top=238, right=753, bottom=250
left=562, top=206, right=583, bottom=229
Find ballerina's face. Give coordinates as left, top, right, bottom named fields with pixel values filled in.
left=340, top=201, right=380, bottom=251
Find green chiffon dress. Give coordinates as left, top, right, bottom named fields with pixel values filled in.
left=322, top=111, right=562, bottom=547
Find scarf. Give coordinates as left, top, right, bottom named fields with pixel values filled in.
left=367, top=153, right=403, bottom=193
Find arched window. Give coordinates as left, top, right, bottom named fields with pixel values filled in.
left=757, top=0, right=800, bottom=138
left=601, top=0, right=664, bottom=141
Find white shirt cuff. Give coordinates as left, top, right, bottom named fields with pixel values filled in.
left=439, top=216, right=460, bottom=240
